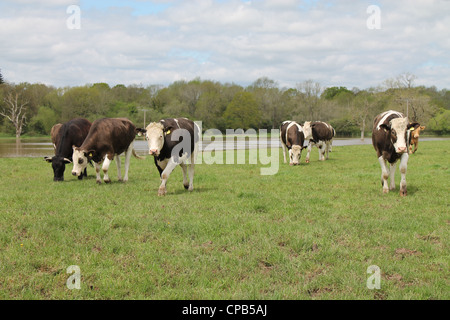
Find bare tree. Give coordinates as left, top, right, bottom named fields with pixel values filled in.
left=1, top=86, right=29, bottom=138
left=297, top=80, right=322, bottom=120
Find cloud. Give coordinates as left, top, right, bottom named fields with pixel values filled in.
left=1, top=0, right=449, bottom=89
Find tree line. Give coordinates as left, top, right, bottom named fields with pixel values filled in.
left=0, top=71, right=449, bottom=138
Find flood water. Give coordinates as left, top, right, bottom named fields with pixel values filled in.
left=0, top=136, right=447, bottom=158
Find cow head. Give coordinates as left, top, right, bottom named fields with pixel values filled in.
left=145, top=122, right=167, bottom=156
left=71, top=146, right=93, bottom=177
left=380, top=118, right=419, bottom=153
left=302, top=121, right=312, bottom=140
left=44, top=156, right=72, bottom=181
left=413, top=126, right=425, bottom=139
left=290, top=145, right=305, bottom=166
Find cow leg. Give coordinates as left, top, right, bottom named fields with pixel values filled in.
left=187, top=151, right=196, bottom=191
left=318, top=142, right=325, bottom=161
left=325, top=141, right=330, bottom=160
left=180, top=162, right=189, bottom=189
left=115, top=154, right=122, bottom=181
left=413, top=141, right=418, bottom=154
left=102, top=156, right=113, bottom=183
left=389, top=162, right=396, bottom=191
left=399, top=153, right=409, bottom=197
left=158, top=158, right=179, bottom=196
left=281, top=141, right=288, bottom=163
left=123, top=144, right=133, bottom=182
left=378, top=156, right=389, bottom=193
left=94, top=162, right=102, bottom=184
left=305, top=142, right=313, bottom=163
left=288, top=149, right=294, bottom=165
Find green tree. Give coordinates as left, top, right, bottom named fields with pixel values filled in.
left=223, top=92, right=260, bottom=129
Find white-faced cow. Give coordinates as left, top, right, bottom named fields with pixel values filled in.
left=71, top=118, right=145, bottom=184
left=280, top=120, right=306, bottom=166
left=144, top=118, right=199, bottom=196
left=372, top=110, right=420, bottom=196
left=44, top=118, right=91, bottom=181
left=302, top=121, right=335, bottom=163
left=409, top=125, right=426, bottom=154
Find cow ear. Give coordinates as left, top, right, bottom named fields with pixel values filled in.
left=84, top=150, right=95, bottom=159
left=407, top=122, right=420, bottom=130
left=380, top=124, right=390, bottom=132
left=420, top=126, right=426, bottom=130
left=44, top=156, right=52, bottom=163
left=136, top=128, right=147, bottom=136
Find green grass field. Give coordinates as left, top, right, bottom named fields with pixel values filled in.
left=0, top=141, right=448, bottom=300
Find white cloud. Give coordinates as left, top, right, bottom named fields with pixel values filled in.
left=0, top=0, right=449, bottom=89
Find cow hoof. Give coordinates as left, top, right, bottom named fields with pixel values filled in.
left=188, top=186, right=194, bottom=192
left=96, top=180, right=102, bottom=184
left=383, top=188, right=389, bottom=194
left=183, top=184, right=189, bottom=190
left=289, top=163, right=293, bottom=166
left=78, top=176, right=83, bottom=180
left=400, top=189, right=407, bottom=197
left=305, top=160, right=310, bottom=163
left=104, top=179, right=111, bottom=184
left=158, top=187, right=166, bottom=196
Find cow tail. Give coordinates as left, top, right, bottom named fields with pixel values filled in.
left=132, top=149, right=144, bottom=160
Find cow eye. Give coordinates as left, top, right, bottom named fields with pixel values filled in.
left=78, top=159, right=84, bottom=164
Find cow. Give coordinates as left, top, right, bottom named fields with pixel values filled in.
left=143, top=118, right=200, bottom=196
left=280, top=120, right=306, bottom=166
left=302, top=121, right=335, bottom=163
left=372, top=110, right=420, bottom=196
left=409, top=125, right=426, bottom=154
left=71, top=118, right=145, bottom=184
left=44, top=118, right=91, bottom=182
left=50, top=123, right=62, bottom=150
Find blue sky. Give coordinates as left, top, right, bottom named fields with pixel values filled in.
left=1, top=0, right=449, bottom=90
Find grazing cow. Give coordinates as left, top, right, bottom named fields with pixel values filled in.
left=280, top=120, right=306, bottom=165
left=50, top=123, right=62, bottom=150
left=372, top=110, right=420, bottom=196
left=71, top=118, right=145, bottom=184
left=302, top=121, right=335, bottom=163
left=44, top=118, right=91, bottom=181
left=409, top=125, right=426, bottom=154
left=144, top=118, right=200, bottom=196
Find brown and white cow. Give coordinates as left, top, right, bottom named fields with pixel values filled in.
left=372, top=110, right=420, bottom=196
left=280, top=120, right=306, bottom=166
left=143, top=118, right=199, bottom=196
left=409, top=125, right=425, bottom=154
left=302, top=121, right=335, bottom=163
left=45, top=118, right=91, bottom=181
left=50, top=123, right=62, bottom=150
left=71, top=118, right=145, bottom=184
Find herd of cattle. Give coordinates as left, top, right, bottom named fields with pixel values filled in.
left=45, top=110, right=424, bottom=197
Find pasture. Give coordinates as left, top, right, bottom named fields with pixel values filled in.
left=0, top=140, right=448, bottom=300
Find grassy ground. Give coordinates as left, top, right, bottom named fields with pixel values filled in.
left=0, top=141, right=448, bottom=300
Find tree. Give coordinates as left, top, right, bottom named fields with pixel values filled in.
left=0, top=69, right=4, bottom=85
left=223, top=92, right=260, bottom=130
left=0, top=84, right=29, bottom=138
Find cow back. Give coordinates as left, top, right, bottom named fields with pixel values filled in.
left=311, top=122, right=333, bottom=142
left=158, top=118, right=198, bottom=161
left=55, top=118, right=91, bottom=159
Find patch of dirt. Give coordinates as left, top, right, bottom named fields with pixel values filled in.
left=394, top=248, right=422, bottom=259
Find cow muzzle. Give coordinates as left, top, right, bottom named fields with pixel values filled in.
left=149, top=149, right=159, bottom=156
left=396, top=146, right=407, bottom=153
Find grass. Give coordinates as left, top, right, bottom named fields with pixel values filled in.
left=0, top=141, right=448, bottom=300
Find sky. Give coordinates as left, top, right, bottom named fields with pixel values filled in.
left=1, top=0, right=449, bottom=90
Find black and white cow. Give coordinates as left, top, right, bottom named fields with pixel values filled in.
left=44, top=118, right=91, bottom=181
left=280, top=120, right=306, bottom=165
left=372, top=110, right=420, bottom=196
left=144, top=118, right=200, bottom=196
left=302, top=121, right=335, bottom=162
left=71, top=118, right=145, bottom=184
